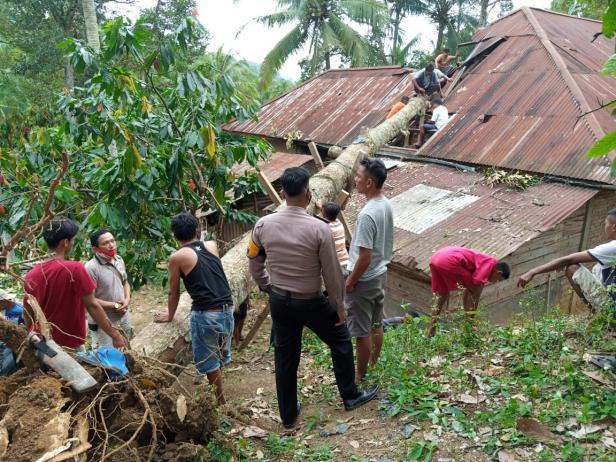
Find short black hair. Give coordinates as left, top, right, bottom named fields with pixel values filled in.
left=42, top=216, right=80, bottom=249
left=607, top=208, right=616, bottom=221
left=425, top=63, right=435, bottom=72
left=443, top=47, right=450, bottom=53
left=496, top=261, right=511, bottom=279
left=171, top=212, right=199, bottom=241
left=432, top=97, right=443, bottom=105
left=280, top=167, right=310, bottom=197
left=401, top=96, right=410, bottom=103
left=322, top=202, right=340, bottom=221
left=360, top=157, right=387, bottom=189
left=90, top=229, right=112, bottom=247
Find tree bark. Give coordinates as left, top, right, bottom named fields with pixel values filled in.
left=131, top=97, right=427, bottom=357
left=81, top=0, right=100, bottom=52
left=391, top=7, right=401, bottom=64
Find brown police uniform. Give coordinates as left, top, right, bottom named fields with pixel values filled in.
left=248, top=206, right=360, bottom=425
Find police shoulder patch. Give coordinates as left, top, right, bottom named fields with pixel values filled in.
left=247, top=236, right=261, bottom=259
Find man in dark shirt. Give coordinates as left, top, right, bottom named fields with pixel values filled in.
left=154, top=213, right=234, bottom=404
left=248, top=167, right=378, bottom=429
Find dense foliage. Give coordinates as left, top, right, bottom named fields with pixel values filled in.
left=0, top=16, right=269, bottom=287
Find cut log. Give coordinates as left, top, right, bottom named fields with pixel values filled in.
left=132, top=97, right=427, bottom=357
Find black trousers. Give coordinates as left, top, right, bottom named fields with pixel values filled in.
left=269, top=292, right=359, bottom=425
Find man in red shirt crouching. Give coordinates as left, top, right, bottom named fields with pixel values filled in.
left=426, top=246, right=510, bottom=337
left=24, top=216, right=128, bottom=350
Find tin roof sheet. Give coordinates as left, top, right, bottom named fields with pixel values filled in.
left=422, top=8, right=616, bottom=184
left=345, top=162, right=597, bottom=273
left=232, top=151, right=312, bottom=181
left=224, top=66, right=416, bottom=146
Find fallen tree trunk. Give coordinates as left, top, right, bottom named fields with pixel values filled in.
left=132, top=97, right=427, bottom=357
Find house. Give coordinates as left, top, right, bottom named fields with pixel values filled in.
left=225, top=7, right=616, bottom=321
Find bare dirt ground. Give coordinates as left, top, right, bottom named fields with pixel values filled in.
left=129, top=288, right=493, bottom=461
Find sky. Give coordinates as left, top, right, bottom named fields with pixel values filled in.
left=125, top=0, right=554, bottom=80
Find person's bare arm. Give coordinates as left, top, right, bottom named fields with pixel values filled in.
left=203, top=240, right=220, bottom=257
left=518, top=251, right=594, bottom=288
left=463, top=285, right=484, bottom=312
left=345, top=247, right=372, bottom=292
left=83, top=292, right=127, bottom=348
left=155, top=252, right=183, bottom=322
left=413, top=78, right=425, bottom=94
left=119, top=279, right=131, bottom=312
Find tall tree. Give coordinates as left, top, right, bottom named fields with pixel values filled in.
left=478, top=0, right=512, bottom=26
left=386, top=0, right=426, bottom=63
left=550, top=0, right=609, bottom=20
left=81, top=0, right=100, bottom=52
left=253, top=0, right=388, bottom=88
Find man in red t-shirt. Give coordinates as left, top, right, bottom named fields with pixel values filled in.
left=426, top=246, right=510, bottom=337
left=24, top=216, right=128, bottom=350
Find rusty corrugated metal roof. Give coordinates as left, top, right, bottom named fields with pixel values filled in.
left=224, top=66, right=416, bottom=146
left=232, top=151, right=313, bottom=181
left=345, top=162, right=597, bottom=273
left=424, top=7, right=616, bottom=184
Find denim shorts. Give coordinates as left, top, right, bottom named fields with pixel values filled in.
left=190, top=308, right=234, bottom=374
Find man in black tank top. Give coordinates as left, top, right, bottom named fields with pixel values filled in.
left=154, top=213, right=234, bottom=404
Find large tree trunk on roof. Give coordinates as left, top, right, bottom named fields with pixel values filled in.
left=131, top=97, right=427, bottom=357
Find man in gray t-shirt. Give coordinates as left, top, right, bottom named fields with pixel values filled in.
left=345, top=158, right=394, bottom=383
left=85, top=229, right=133, bottom=347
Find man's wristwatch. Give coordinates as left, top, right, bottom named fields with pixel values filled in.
left=114, top=302, right=120, bottom=310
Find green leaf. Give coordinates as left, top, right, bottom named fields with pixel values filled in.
left=409, top=442, right=424, bottom=460
left=587, top=131, right=616, bottom=158
left=602, top=54, right=616, bottom=76
left=603, top=1, right=616, bottom=38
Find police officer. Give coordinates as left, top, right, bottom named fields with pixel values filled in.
left=248, top=167, right=378, bottom=429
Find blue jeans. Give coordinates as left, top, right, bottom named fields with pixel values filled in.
left=423, top=123, right=437, bottom=130
left=190, top=308, right=234, bottom=374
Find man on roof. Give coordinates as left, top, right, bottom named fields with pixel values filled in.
left=426, top=246, right=511, bottom=337
left=416, top=98, right=449, bottom=147
left=386, top=96, right=410, bottom=119
left=413, top=63, right=452, bottom=97
left=435, top=48, right=459, bottom=77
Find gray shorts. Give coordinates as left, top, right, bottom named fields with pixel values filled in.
left=572, top=264, right=611, bottom=311
left=345, top=272, right=386, bottom=337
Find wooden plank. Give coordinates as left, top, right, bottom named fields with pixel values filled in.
left=238, top=303, right=270, bottom=351
left=578, top=200, right=594, bottom=251
left=337, top=211, right=352, bottom=243
left=257, top=171, right=282, bottom=206
left=335, top=189, right=350, bottom=208
left=308, top=141, right=325, bottom=170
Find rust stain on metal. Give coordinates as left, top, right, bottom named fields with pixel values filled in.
left=232, top=151, right=312, bottom=182
left=425, top=8, right=616, bottom=184
left=224, top=66, right=415, bottom=147
left=345, top=162, right=597, bottom=274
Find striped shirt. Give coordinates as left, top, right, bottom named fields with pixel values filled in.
left=329, top=220, right=349, bottom=268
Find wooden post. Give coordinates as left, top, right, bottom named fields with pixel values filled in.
left=335, top=189, right=350, bottom=208
left=308, top=141, right=325, bottom=170
left=335, top=189, right=352, bottom=242
left=239, top=304, right=270, bottom=350
left=257, top=171, right=282, bottom=206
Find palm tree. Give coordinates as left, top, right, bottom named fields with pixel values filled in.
left=253, top=0, right=388, bottom=88
left=81, top=0, right=100, bottom=52
left=385, top=0, right=425, bottom=63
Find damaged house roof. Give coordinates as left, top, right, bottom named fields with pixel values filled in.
left=225, top=7, right=616, bottom=184
left=345, top=162, right=597, bottom=275
left=422, top=7, right=616, bottom=184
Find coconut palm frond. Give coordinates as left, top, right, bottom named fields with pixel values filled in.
left=259, top=24, right=307, bottom=89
